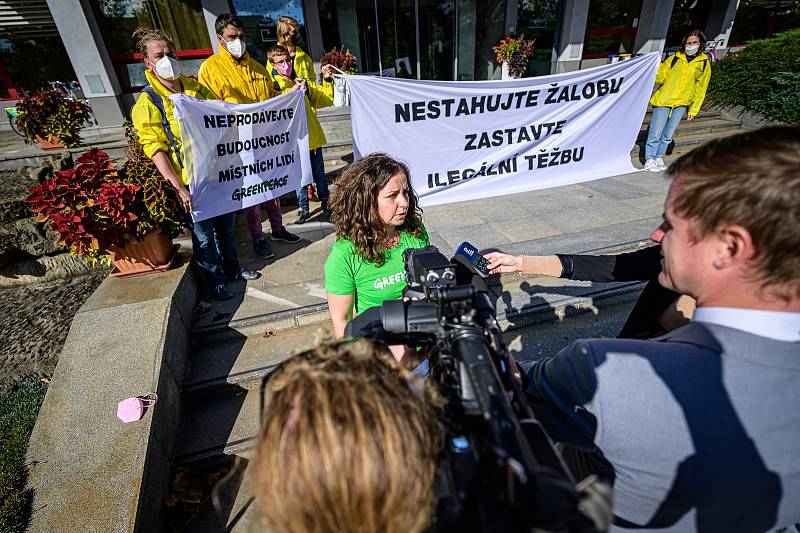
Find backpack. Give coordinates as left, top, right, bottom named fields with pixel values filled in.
left=141, top=86, right=184, bottom=169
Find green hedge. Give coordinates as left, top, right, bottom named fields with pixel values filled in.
left=0, top=380, right=47, bottom=533
left=707, top=29, right=800, bottom=125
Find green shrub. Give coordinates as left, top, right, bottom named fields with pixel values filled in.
left=707, top=29, right=800, bottom=125
left=0, top=380, right=47, bottom=532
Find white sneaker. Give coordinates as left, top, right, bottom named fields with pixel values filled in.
left=655, top=157, right=667, bottom=171
left=643, top=159, right=660, bottom=172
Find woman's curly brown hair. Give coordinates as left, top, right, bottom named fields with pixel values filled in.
left=329, top=153, right=424, bottom=265
left=254, top=337, right=444, bottom=533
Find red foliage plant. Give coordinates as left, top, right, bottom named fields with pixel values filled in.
left=321, top=47, right=358, bottom=74
left=25, top=148, right=142, bottom=265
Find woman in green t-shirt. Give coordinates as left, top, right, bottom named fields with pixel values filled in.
left=325, top=154, right=428, bottom=360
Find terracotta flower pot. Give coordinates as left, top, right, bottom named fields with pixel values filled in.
left=35, top=135, right=65, bottom=151
left=109, top=230, right=176, bottom=277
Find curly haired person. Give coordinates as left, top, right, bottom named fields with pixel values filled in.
left=324, top=154, right=428, bottom=362
left=253, top=338, right=443, bottom=533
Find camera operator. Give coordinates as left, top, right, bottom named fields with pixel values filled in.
left=252, top=338, right=444, bottom=533
left=521, top=127, right=800, bottom=531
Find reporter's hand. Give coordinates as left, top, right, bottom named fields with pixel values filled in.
left=321, top=64, right=335, bottom=81
left=484, top=252, right=523, bottom=274
left=177, top=185, right=192, bottom=212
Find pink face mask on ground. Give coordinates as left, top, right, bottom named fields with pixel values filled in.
left=117, top=393, right=158, bottom=423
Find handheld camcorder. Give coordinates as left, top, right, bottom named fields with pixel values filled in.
left=345, top=246, right=607, bottom=533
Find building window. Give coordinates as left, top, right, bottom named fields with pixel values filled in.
left=230, top=0, right=308, bottom=66
left=583, top=0, right=642, bottom=59
left=665, top=0, right=713, bottom=51
left=89, top=0, right=212, bottom=91
left=729, top=0, right=800, bottom=45
left=516, top=0, right=561, bottom=76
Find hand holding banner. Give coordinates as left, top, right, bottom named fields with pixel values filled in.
left=171, top=91, right=311, bottom=222
left=346, top=53, right=660, bottom=206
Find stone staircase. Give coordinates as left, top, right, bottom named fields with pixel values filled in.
left=170, top=276, right=643, bottom=532
left=173, top=315, right=332, bottom=532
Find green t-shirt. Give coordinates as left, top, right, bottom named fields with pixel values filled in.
left=324, top=225, right=430, bottom=315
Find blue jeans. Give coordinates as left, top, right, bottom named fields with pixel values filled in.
left=296, top=148, right=329, bottom=212
left=187, top=212, right=239, bottom=286
left=645, top=106, right=686, bottom=160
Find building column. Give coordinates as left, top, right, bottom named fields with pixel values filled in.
left=554, top=0, right=589, bottom=73
left=704, top=0, right=739, bottom=58
left=634, top=0, right=676, bottom=55
left=46, top=0, right=125, bottom=128
left=201, top=0, right=230, bottom=52
left=303, top=0, right=325, bottom=75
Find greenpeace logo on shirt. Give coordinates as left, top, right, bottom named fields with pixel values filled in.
left=373, top=271, right=405, bottom=290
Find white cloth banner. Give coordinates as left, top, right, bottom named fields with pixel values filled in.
left=171, top=91, right=311, bottom=222
left=347, top=52, right=660, bottom=206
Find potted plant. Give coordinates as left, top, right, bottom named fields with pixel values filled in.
left=321, top=47, right=358, bottom=106
left=493, top=35, right=535, bottom=80
left=24, top=141, right=183, bottom=276
left=15, top=90, right=92, bottom=149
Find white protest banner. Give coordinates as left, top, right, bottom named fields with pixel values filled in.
left=346, top=52, right=659, bottom=206
left=171, top=91, right=311, bottom=222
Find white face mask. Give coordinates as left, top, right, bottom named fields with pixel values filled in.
left=152, top=55, right=181, bottom=80
left=685, top=44, right=700, bottom=55
left=225, top=37, right=246, bottom=58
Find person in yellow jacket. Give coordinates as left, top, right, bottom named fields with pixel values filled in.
left=643, top=30, right=712, bottom=172
left=276, top=16, right=335, bottom=223
left=276, top=16, right=317, bottom=88
left=130, top=28, right=260, bottom=301
left=198, top=14, right=301, bottom=261
left=268, top=42, right=335, bottom=224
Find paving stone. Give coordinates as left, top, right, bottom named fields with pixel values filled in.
left=489, top=215, right=561, bottom=243
left=422, top=204, right=486, bottom=228
left=435, top=222, right=512, bottom=251
left=525, top=205, right=607, bottom=233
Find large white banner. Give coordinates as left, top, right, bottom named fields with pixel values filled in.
left=171, top=91, right=311, bottom=222
left=347, top=52, right=660, bottom=206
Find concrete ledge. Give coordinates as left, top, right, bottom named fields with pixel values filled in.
left=25, top=252, right=197, bottom=533
left=717, top=105, right=787, bottom=130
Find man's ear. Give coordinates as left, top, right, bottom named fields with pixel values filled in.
left=713, top=224, right=756, bottom=269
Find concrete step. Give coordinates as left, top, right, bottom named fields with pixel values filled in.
left=641, top=108, right=720, bottom=125
left=637, top=117, right=741, bottom=139
left=176, top=294, right=642, bottom=533
left=631, top=126, right=743, bottom=156
left=184, top=321, right=332, bottom=396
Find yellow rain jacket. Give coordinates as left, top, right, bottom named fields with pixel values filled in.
left=197, top=46, right=276, bottom=104
left=650, top=51, right=711, bottom=116
left=130, top=69, right=214, bottom=185
left=272, top=70, right=333, bottom=151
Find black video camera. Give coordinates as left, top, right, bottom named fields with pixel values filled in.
left=345, top=246, right=604, bottom=533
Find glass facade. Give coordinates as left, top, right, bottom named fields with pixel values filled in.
left=315, top=0, right=506, bottom=80
left=728, top=0, right=800, bottom=45
left=90, top=0, right=210, bottom=89
left=583, top=0, right=642, bottom=58
left=231, top=0, right=308, bottom=64
left=665, top=0, right=713, bottom=50
left=516, top=0, right=561, bottom=75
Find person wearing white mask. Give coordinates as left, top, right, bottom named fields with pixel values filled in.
left=198, top=14, right=302, bottom=263
left=642, top=30, right=712, bottom=172
left=131, top=28, right=260, bottom=302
